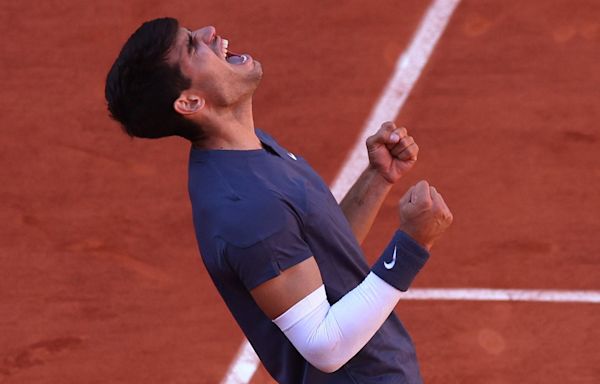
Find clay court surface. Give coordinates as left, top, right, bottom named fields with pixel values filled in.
left=1, top=0, right=599, bottom=382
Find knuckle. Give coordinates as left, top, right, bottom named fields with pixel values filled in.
left=382, top=121, right=395, bottom=130
left=439, top=208, right=452, bottom=222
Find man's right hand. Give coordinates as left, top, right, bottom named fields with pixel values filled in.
left=398, top=180, right=453, bottom=251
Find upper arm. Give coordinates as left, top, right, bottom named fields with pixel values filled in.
left=220, top=197, right=323, bottom=319
left=250, top=256, right=323, bottom=319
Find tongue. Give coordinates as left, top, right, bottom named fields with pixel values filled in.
left=226, top=54, right=245, bottom=65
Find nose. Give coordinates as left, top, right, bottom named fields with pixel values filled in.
left=194, top=26, right=216, bottom=43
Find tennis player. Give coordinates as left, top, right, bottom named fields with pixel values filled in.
left=106, top=17, right=453, bottom=384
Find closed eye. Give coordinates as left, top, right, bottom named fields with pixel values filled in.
left=187, top=34, right=194, bottom=54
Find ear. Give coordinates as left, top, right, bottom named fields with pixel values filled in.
left=173, top=93, right=205, bottom=115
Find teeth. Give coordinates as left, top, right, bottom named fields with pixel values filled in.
left=221, top=39, right=229, bottom=59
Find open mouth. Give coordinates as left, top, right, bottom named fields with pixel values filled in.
left=221, top=38, right=249, bottom=65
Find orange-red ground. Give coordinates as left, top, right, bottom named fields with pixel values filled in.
left=1, top=0, right=598, bottom=383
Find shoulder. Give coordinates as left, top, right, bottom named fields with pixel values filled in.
left=206, top=192, right=302, bottom=249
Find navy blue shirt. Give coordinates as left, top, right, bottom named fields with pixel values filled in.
left=188, top=129, right=423, bottom=383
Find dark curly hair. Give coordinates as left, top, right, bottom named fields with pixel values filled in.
left=105, top=17, right=203, bottom=141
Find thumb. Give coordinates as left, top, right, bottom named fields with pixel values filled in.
left=399, top=185, right=415, bottom=205
left=412, top=180, right=432, bottom=205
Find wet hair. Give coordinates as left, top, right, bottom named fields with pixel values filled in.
left=105, top=17, right=203, bottom=141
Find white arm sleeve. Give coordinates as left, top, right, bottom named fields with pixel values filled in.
left=272, top=272, right=401, bottom=373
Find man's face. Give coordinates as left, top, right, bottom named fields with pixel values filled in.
left=168, top=25, right=262, bottom=107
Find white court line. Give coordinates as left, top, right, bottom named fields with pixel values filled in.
left=221, top=1, right=461, bottom=383
left=331, top=0, right=462, bottom=201
left=402, top=289, right=600, bottom=303
left=220, top=340, right=260, bottom=384
left=221, top=290, right=600, bottom=384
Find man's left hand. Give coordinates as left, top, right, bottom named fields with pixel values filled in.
left=366, top=121, right=419, bottom=184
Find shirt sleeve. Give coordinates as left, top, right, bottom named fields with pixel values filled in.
left=222, top=201, right=314, bottom=291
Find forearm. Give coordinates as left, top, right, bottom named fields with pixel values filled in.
left=275, top=273, right=400, bottom=373
left=339, top=166, right=393, bottom=243
left=273, top=231, right=429, bottom=373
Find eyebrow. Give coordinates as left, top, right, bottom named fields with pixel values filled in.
left=184, top=29, right=193, bottom=55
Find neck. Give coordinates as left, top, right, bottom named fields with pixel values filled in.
left=191, top=98, right=261, bottom=150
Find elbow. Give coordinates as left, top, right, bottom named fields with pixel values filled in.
left=303, top=344, right=347, bottom=373
left=313, top=361, right=344, bottom=374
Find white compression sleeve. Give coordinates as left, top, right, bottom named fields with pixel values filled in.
left=272, top=272, right=401, bottom=373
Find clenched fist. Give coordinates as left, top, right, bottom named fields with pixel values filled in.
left=399, top=180, right=453, bottom=251
left=366, top=121, right=419, bottom=184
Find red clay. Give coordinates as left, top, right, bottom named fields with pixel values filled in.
left=0, top=0, right=598, bottom=383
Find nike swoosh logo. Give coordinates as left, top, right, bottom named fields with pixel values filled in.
left=287, top=152, right=297, bottom=160
left=384, top=245, right=397, bottom=270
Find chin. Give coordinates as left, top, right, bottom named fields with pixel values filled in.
left=252, top=60, right=263, bottom=80
left=248, top=62, right=263, bottom=88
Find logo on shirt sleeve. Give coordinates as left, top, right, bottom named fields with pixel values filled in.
left=287, top=152, right=297, bottom=160
left=384, top=245, right=397, bottom=270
